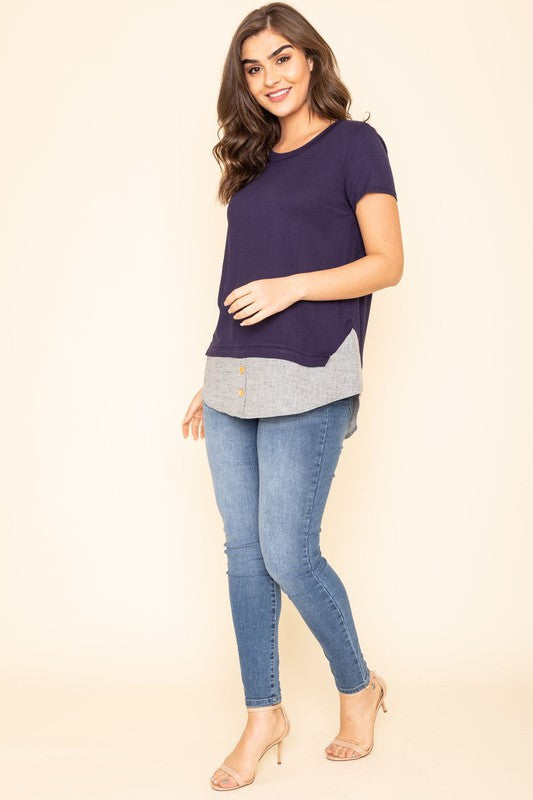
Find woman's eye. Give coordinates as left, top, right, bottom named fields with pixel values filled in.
left=246, top=55, right=290, bottom=75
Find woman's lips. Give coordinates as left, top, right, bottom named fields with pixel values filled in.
left=266, top=87, right=292, bottom=102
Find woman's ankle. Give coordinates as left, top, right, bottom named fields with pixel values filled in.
left=246, top=701, right=282, bottom=713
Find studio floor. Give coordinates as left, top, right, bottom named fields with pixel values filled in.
left=0, top=676, right=531, bottom=799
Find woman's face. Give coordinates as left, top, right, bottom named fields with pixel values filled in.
left=241, top=28, right=313, bottom=119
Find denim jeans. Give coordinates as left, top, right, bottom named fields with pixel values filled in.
left=202, top=395, right=371, bottom=708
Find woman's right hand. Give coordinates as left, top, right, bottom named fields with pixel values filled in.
left=182, top=387, right=205, bottom=440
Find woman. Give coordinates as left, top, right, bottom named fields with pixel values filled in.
left=182, top=2, right=403, bottom=791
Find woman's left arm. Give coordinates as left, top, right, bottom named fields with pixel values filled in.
left=291, top=193, right=404, bottom=302
left=225, top=193, right=403, bottom=324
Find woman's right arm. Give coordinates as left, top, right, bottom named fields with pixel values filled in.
left=182, top=387, right=205, bottom=440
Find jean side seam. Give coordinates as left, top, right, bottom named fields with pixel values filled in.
left=302, top=403, right=367, bottom=683
left=269, top=577, right=277, bottom=697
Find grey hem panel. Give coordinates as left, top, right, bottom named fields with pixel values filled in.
left=202, top=328, right=363, bottom=439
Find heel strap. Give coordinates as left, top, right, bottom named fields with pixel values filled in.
left=369, top=670, right=387, bottom=702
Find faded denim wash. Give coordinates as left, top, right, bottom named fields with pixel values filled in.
left=202, top=394, right=371, bottom=708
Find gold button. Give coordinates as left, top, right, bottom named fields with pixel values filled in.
left=239, top=365, right=245, bottom=374
left=238, top=388, right=245, bottom=397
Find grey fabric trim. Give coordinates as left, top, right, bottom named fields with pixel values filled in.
left=202, top=328, right=362, bottom=439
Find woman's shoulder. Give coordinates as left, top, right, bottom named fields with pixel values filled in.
left=339, top=118, right=389, bottom=148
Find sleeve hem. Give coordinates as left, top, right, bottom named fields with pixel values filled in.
left=354, top=188, right=397, bottom=208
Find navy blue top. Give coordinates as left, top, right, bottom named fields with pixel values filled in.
left=205, top=119, right=397, bottom=367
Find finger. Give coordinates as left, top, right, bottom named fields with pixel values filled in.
left=182, top=406, right=194, bottom=423
left=191, top=415, right=201, bottom=441
left=239, top=308, right=267, bottom=325
left=229, top=298, right=255, bottom=316
left=181, top=408, right=197, bottom=437
left=234, top=301, right=262, bottom=320
left=227, top=288, right=253, bottom=313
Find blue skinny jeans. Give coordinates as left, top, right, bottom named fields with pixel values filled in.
left=202, top=394, right=371, bottom=708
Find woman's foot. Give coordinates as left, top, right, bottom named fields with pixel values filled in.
left=210, top=704, right=287, bottom=789
left=325, top=673, right=386, bottom=759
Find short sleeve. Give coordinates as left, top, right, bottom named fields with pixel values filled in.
left=344, top=123, right=397, bottom=209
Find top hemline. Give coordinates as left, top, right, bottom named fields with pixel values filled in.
left=205, top=324, right=360, bottom=367
left=205, top=345, right=334, bottom=367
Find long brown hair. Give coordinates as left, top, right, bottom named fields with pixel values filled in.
left=213, top=2, right=370, bottom=204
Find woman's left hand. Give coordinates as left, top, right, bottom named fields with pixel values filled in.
left=223, top=276, right=301, bottom=326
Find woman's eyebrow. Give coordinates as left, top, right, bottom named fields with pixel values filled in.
left=241, top=44, right=294, bottom=66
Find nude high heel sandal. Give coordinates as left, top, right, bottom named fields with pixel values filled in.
left=325, top=670, right=388, bottom=761
left=210, top=703, right=290, bottom=791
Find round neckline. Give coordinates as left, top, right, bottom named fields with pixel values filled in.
left=269, top=119, right=342, bottom=161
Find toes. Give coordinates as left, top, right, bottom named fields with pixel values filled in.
left=211, top=770, right=237, bottom=788
left=342, top=746, right=359, bottom=758
left=219, top=777, right=237, bottom=787
left=326, top=744, right=358, bottom=759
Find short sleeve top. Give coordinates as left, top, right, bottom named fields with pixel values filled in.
left=204, top=118, right=397, bottom=367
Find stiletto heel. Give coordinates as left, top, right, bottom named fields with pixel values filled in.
left=325, top=670, right=388, bottom=761
left=210, top=703, right=290, bottom=791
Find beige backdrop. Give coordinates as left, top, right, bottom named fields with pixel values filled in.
left=1, top=1, right=532, bottom=797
